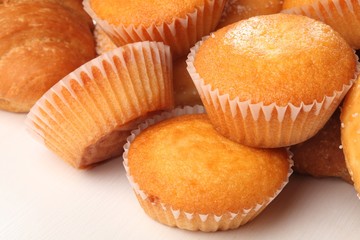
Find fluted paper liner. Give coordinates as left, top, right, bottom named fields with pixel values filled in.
left=83, top=0, right=226, bottom=58
left=122, top=105, right=293, bottom=232
left=282, top=0, right=360, bottom=49
left=186, top=36, right=360, bottom=148
left=25, top=41, right=174, bottom=169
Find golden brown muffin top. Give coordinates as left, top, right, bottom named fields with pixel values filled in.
left=89, top=0, right=205, bottom=27
left=282, top=0, right=316, bottom=9
left=128, top=114, right=290, bottom=214
left=194, top=13, right=356, bottom=106
left=341, top=76, right=360, bottom=194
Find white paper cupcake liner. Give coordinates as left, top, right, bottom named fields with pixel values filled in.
left=25, top=41, right=174, bottom=168
left=122, top=105, right=294, bottom=232
left=186, top=36, right=360, bottom=148
left=282, top=0, right=360, bottom=49
left=83, top=0, right=226, bottom=58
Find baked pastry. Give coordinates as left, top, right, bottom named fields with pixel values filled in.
left=291, top=109, right=351, bottom=183
left=187, top=13, right=358, bottom=148
left=93, top=28, right=201, bottom=107
left=0, top=1, right=96, bottom=112
left=282, top=0, right=360, bottom=49
left=123, top=106, right=292, bottom=231
left=26, top=42, right=174, bottom=169
left=217, top=0, right=283, bottom=29
left=173, top=57, right=202, bottom=107
left=341, top=76, right=360, bottom=195
left=94, top=25, right=117, bottom=55
left=83, top=0, right=226, bottom=58
left=1, top=0, right=94, bottom=29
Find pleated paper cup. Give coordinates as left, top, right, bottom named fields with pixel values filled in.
left=186, top=37, right=359, bottom=148
left=282, top=0, right=360, bottom=49
left=25, top=41, right=174, bottom=169
left=83, top=0, right=226, bottom=59
left=122, top=106, right=293, bottom=232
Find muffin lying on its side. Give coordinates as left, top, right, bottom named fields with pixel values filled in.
left=26, top=42, right=174, bottom=168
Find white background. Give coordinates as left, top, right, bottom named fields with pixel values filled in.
left=1, top=110, right=360, bottom=240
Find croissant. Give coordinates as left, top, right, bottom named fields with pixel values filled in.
left=0, top=0, right=96, bottom=112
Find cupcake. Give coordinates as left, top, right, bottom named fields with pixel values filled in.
left=173, top=57, right=202, bottom=107
left=187, top=13, right=359, bottom=148
left=341, top=76, right=360, bottom=196
left=83, top=0, right=227, bottom=58
left=217, top=0, right=283, bottom=29
left=26, top=41, right=174, bottom=169
left=281, top=0, right=360, bottom=49
left=123, top=106, right=292, bottom=232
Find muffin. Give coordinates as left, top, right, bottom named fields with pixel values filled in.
left=341, top=76, right=360, bottom=196
left=83, top=0, right=226, bottom=58
left=217, top=0, right=283, bottom=29
left=123, top=106, right=293, bottom=232
left=2, top=0, right=94, bottom=29
left=187, top=13, right=359, bottom=148
left=0, top=1, right=96, bottom=112
left=291, top=108, right=351, bottom=183
left=282, top=0, right=360, bottom=49
left=94, top=24, right=117, bottom=55
left=26, top=41, right=174, bottom=169
left=173, top=57, right=202, bottom=107
left=93, top=27, right=201, bottom=106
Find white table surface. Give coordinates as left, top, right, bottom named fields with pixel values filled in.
left=1, top=109, right=360, bottom=240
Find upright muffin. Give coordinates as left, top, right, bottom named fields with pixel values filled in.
left=123, top=106, right=292, bottom=232
left=83, top=0, right=226, bottom=58
left=26, top=41, right=174, bottom=169
left=187, top=13, right=358, bottom=148
left=217, top=0, right=283, bottom=29
left=282, top=0, right=360, bottom=49
left=93, top=28, right=201, bottom=107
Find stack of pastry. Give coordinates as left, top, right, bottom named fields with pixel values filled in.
left=19, top=0, right=360, bottom=233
